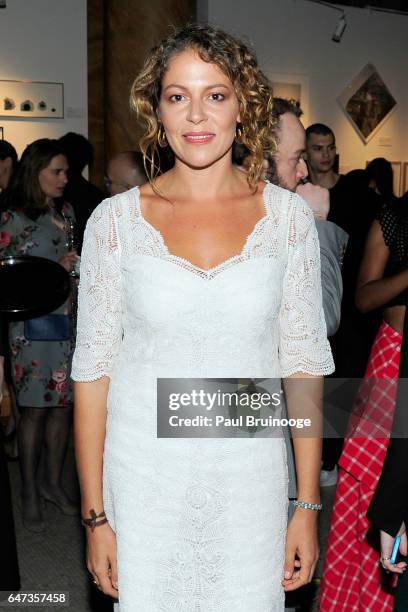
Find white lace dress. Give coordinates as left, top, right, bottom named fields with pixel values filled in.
left=71, top=182, right=334, bottom=611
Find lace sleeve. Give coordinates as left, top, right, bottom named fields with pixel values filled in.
left=71, top=201, right=122, bottom=381
left=278, top=195, right=334, bottom=378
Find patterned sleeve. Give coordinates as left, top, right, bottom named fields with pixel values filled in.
left=0, top=210, right=25, bottom=257
left=278, top=194, right=335, bottom=378
left=376, top=203, right=397, bottom=249
left=71, top=200, right=122, bottom=381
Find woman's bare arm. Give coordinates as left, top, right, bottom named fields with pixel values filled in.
left=74, top=379, right=118, bottom=598
left=356, top=220, right=408, bottom=313
left=282, top=374, right=323, bottom=591
left=74, top=379, right=109, bottom=515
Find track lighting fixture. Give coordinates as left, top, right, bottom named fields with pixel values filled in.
left=332, top=13, right=347, bottom=42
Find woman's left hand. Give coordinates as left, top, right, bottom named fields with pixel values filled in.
left=282, top=509, right=319, bottom=591
left=380, top=524, right=408, bottom=574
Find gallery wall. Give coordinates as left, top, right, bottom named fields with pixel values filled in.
left=0, top=0, right=87, bottom=156
left=200, top=0, right=408, bottom=193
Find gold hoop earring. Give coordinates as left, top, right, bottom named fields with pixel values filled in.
left=235, top=124, right=244, bottom=145
left=157, top=125, right=168, bottom=148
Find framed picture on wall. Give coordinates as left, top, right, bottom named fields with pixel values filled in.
left=0, top=80, right=64, bottom=118
left=268, top=72, right=310, bottom=126
left=402, top=162, right=408, bottom=196
left=0, top=127, right=3, bottom=139
left=391, top=162, right=402, bottom=197
left=338, top=64, right=397, bottom=144
left=366, top=160, right=402, bottom=197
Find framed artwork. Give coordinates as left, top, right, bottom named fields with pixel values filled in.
left=338, top=64, right=396, bottom=144
left=0, top=80, right=64, bottom=118
left=402, top=162, right=408, bottom=196
left=0, top=127, right=3, bottom=139
left=391, top=162, right=402, bottom=197
left=268, top=72, right=310, bottom=125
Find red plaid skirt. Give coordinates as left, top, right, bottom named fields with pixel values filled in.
left=320, top=321, right=402, bottom=612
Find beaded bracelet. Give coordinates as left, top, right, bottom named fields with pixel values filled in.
left=292, top=500, right=322, bottom=511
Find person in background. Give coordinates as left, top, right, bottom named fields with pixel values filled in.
left=266, top=97, right=347, bottom=610
left=366, top=157, right=395, bottom=202
left=269, top=99, right=348, bottom=339
left=0, top=139, right=78, bottom=532
left=305, top=123, right=339, bottom=190
left=368, top=398, right=408, bottom=611
left=305, top=122, right=349, bottom=234
left=59, top=132, right=104, bottom=253
left=321, top=192, right=408, bottom=610
left=0, top=318, right=20, bottom=590
left=269, top=100, right=348, bottom=493
left=0, top=140, right=18, bottom=210
left=105, top=150, right=147, bottom=196
left=307, top=129, right=386, bottom=484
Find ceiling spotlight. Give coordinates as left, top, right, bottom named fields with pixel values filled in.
left=332, top=13, right=347, bottom=42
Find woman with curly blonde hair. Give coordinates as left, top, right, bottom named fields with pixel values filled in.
left=72, top=23, right=333, bottom=611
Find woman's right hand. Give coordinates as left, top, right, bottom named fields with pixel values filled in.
left=380, top=523, right=408, bottom=574
left=86, top=523, right=119, bottom=598
left=59, top=250, right=78, bottom=272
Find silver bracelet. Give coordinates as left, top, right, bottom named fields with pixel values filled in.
left=292, top=500, right=322, bottom=511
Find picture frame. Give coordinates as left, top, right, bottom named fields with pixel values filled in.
left=338, top=64, right=397, bottom=144
left=0, top=80, right=64, bottom=118
left=391, top=162, right=402, bottom=197
left=268, top=72, right=310, bottom=126
left=402, top=162, right=408, bottom=196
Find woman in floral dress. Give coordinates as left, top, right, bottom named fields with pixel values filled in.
left=0, top=139, right=79, bottom=531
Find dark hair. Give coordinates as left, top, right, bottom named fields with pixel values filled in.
left=131, top=22, right=276, bottom=189
left=59, top=132, right=93, bottom=174
left=5, top=138, right=67, bottom=220
left=115, top=151, right=148, bottom=179
left=0, top=139, right=18, bottom=171
left=306, top=123, right=335, bottom=143
left=272, top=97, right=303, bottom=120
left=366, top=157, right=394, bottom=200
left=232, top=143, right=250, bottom=166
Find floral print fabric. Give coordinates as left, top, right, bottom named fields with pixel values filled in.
left=0, top=204, right=75, bottom=407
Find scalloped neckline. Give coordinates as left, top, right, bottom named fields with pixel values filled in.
left=133, top=184, right=271, bottom=279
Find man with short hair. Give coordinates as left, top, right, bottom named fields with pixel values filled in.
left=270, top=102, right=348, bottom=337
left=305, top=123, right=339, bottom=190
left=268, top=101, right=348, bottom=610
left=105, top=151, right=147, bottom=196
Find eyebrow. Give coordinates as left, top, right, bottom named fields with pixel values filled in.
left=163, top=83, right=231, bottom=92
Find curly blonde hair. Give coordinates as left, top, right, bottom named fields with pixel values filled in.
left=130, top=23, right=277, bottom=190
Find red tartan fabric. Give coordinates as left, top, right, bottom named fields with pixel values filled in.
left=320, top=472, right=395, bottom=611
left=320, top=321, right=402, bottom=612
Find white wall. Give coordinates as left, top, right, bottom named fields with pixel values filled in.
left=0, top=0, right=87, bottom=156
left=202, top=0, right=408, bottom=184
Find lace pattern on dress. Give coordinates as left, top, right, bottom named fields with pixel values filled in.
left=134, top=182, right=283, bottom=281
left=278, top=199, right=333, bottom=377
left=71, top=183, right=334, bottom=382
left=155, top=477, right=229, bottom=611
